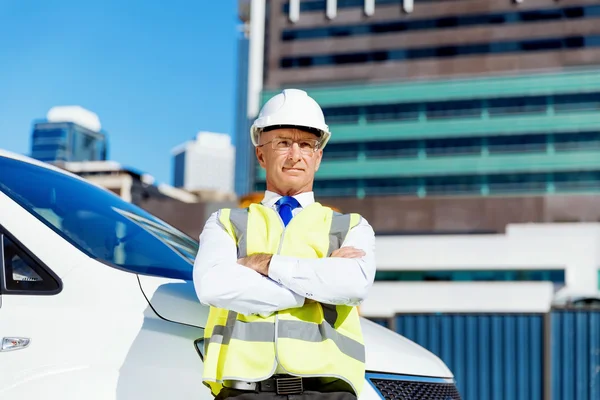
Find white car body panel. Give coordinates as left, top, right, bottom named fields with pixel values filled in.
left=137, top=274, right=209, bottom=328
left=0, top=150, right=454, bottom=399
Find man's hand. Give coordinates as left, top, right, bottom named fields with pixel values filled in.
left=330, top=246, right=365, bottom=259
left=238, top=253, right=273, bottom=276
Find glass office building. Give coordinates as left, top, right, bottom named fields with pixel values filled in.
left=249, top=0, right=600, bottom=199
left=31, top=121, right=107, bottom=163
left=259, top=69, right=600, bottom=198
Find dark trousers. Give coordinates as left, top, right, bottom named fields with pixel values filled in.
left=215, top=388, right=357, bottom=400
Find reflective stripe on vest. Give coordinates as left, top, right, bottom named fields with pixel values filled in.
left=202, top=202, right=365, bottom=397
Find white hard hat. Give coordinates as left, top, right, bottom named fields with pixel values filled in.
left=250, top=88, right=331, bottom=150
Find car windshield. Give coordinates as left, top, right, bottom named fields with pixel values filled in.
left=0, top=155, right=198, bottom=281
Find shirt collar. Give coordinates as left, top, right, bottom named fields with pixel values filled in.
left=261, top=190, right=315, bottom=209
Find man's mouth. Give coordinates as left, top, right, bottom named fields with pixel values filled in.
left=283, top=167, right=304, bottom=172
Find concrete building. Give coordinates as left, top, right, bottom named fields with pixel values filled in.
left=31, top=106, right=108, bottom=163
left=60, top=160, right=238, bottom=240
left=171, top=131, right=235, bottom=195
left=61, top=160, right=196, bottom=204
left=359, top=222, right=600, bottom=318
left=238, top=0, right=600, bottom=212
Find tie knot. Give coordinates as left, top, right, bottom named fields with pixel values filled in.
left=276, top=196, right=300, bottom=210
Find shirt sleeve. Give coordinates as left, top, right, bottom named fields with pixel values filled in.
left=192, top=211, right=305, bottom=316
left=267, top=216, right=376, bottom=306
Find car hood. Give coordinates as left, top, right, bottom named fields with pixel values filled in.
left=138, top=275, right=452, bottom=378
left=360, top=318, right=453, bottom=378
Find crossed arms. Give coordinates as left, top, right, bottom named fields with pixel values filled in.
left=192, top=211, right=376, bottom=316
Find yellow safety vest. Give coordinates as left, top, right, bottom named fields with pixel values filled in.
left=201, top=202, right=366, bottom=397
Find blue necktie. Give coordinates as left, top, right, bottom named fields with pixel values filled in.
left=276, top=196, right=300, bottom=227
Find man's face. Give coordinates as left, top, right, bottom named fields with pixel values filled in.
left=256, top=128, right=323, bottom=196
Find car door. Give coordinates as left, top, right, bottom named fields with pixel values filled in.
left=0, top=229, right=62, bottom=392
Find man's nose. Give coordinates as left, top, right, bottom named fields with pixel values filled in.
left=287, top=143, right=302, bottom=161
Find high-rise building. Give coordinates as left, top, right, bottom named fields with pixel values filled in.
left=234, top=0, right=259, bottom=197
left=31, top=106, right=108, bottom=163
left=234, top=2, right=255, bottom=197
left=241, top=0, right=600, bottom=203
left=171, top=131, right=235, bottom=194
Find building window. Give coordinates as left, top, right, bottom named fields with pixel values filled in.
left=365, top=103, right=419, bottom=122
left=324, top=142, right=360, bottom=159
left=280, top=34, right=597, bottom=68
left=487, top=96, right=547, bottom=116
left=323, top=106, right=361, bottom=124
left=487, top=173, right=548, bottom=194
left=553, top=131, right=600, bottom=151
left=365, top=140, right=420, bottom=158
left=282, top=0, right=405, bottom=14
left=320, top=92, right=600, bottom=126
left=320, top=130, right=600, bottom=161
left=487, top=134, right=547, bottom=154
left=173, top=152, right=186, bottom=188
left=281, top=5, right=600, bottom=41
left=32, top=128, right=68, bottom=139
left=424, top=175, right=482, bottom=195
left=314, top=179, right=360, bottom=196
left=553, top=93, right=600, bottom=113
left=374, top=269, right=565, bottom=283
left=426, top=137, right=481, bottom=157
left=426, top=100, right=481, bottom=120
left=553, top=171, right=600, bottom=192
left=364, top=177, right=420, bottom=195
left=255, top=169, right=600, bottom=198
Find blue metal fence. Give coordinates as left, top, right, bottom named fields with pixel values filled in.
left=393, top=313, right=545, bottom=400
left=366, top=310, right=600, bottom=400
left=550, top=310, right=600, bottom=400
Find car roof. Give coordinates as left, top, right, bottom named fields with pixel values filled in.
left=0, top=148, right=91, bottom=181
left=0, top=148, right=116, bottom=189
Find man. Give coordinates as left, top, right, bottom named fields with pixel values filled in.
left=193, top=89, right=376, bottom=400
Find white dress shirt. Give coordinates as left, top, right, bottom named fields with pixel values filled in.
left=192, top=190, right=376, bottom=316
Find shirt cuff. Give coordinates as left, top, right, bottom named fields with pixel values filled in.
left=268, top=254, right=298, bottom=289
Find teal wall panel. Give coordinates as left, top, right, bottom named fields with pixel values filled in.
left=262, top=69, right=600, bottom=107
left=328, top=113, right=600, bottom=143
left=256, top=150, right=600, bottom=180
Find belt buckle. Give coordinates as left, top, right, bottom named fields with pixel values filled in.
left=275, top=377, right=303, bottom=395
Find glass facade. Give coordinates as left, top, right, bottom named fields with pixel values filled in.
left=255, top=69, right=600, bottom=198
left=31, top=122, right=107, bottom=163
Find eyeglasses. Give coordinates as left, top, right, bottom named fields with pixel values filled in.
left=257, top=137, right=321, bottom=154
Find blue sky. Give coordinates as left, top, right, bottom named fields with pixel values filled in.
left=0, top=0, right=239, bottom=185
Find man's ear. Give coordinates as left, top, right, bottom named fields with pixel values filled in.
left=256, top=147, right=267, bottom=169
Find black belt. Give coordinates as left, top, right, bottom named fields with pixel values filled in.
left=225, top=375, right=312, bottom=395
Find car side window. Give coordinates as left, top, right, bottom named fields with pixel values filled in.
left=1, top=234, right=61, bottom=294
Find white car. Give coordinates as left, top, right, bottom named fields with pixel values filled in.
left=0, top=150, right=460, bottom=400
